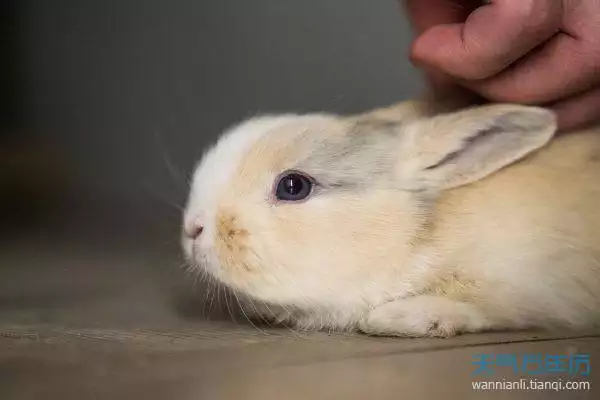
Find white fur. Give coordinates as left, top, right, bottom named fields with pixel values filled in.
left=182, top=115, right=300, bottom=269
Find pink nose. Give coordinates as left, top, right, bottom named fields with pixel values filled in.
left=185, top=218, right=204, bottom=239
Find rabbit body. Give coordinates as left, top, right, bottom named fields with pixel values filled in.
left=182, top=101, right=600, bottom=337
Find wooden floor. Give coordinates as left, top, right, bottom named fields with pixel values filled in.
left=1, top=212, right=598, bottom=399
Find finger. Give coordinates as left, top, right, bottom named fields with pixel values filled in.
left=550, top=85, right=600, bottom=132
left=404, top=1, right=481, bottom=99
left=411, top=0, right=562, bottom=80
left=467, top=33, right=600, bottom=105
left=403, top=0, right=477, bottom=33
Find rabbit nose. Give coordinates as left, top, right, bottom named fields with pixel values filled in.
left=185, top=218, right=204, bottom=239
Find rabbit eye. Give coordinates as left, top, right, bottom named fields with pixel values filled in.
left=275, top=172, right=313, bottom=201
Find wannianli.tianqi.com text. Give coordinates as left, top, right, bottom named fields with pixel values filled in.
left=472, top=379, right=591, bottom=391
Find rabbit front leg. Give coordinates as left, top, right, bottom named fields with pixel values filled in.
left=360, top=295, right=494, bottom=338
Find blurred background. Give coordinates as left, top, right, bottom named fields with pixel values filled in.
left=0, top=0, right=422, bottom=329
left=5, top=5, right=600, bottom=399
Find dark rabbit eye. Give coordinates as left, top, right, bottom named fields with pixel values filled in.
left=275, top=172, right=313, bottom=201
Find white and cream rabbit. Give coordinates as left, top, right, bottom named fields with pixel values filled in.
left=181, top=100, right=600, bottom=337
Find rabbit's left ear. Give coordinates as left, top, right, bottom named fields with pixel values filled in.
left=396, top=105, right=557, bottom=190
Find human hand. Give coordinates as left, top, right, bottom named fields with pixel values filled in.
left=404, top=0, right=600, bottom=131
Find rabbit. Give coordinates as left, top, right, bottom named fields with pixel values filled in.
left=181, top=99, right=600, bottom=337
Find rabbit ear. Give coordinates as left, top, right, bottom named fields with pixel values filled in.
left=351, top=100, right=440, bottom=125
left=397, top=105, right=557, bottom=190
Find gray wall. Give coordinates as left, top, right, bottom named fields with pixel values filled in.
left=2, top=0, right=426, bottom=327
left=20, top=0, right=423, bottom=210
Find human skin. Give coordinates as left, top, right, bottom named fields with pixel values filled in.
left=403, top=0, right=600, bottom=131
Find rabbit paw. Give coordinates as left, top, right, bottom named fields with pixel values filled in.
left=360, top=295, right=491, bottom=338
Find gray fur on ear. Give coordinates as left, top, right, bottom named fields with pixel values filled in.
left=397, top=105, right=557, bottom=190
left=295, top=123, right=400, bottom=191
left=289, top=104, right=428, bottom=192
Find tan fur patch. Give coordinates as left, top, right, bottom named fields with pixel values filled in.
left=215, top=209, right=251, bottom=272
left=425, top=272, right=478, bottom=302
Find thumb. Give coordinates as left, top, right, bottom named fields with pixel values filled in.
left=412, top=0, right=562, bottom=80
